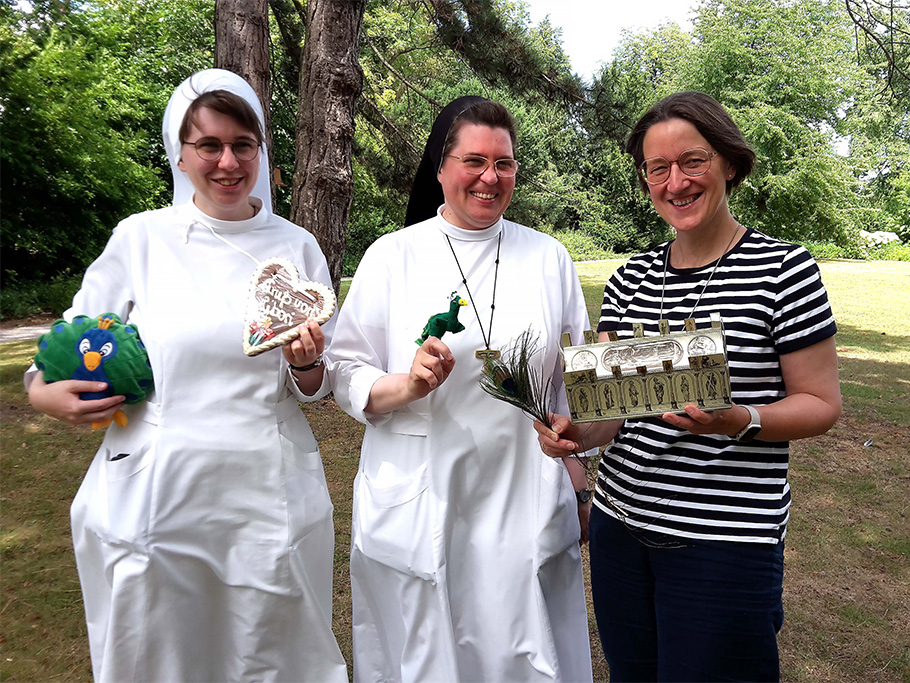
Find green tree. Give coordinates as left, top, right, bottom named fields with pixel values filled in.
left=584, top=23, right=697, bottom=250
left=844, top=0, right=910, bottom=239
left=0, top=0, right=213, bottom=286
left=599, top=0, right=876, bottom=243
left=846, top=0, right=910, bottom=105
left=882, top=166, right=910, bottom=238
left=1, top=8, right=158, bottom=283
left=323, top=0, right=610, bottom=269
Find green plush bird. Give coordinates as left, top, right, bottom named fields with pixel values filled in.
left=35, top=313, right=154, bottom=429
left=416, top=291, right=468, bottom=345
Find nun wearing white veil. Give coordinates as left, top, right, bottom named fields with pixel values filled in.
left=26, top=69, right=348, bottom=682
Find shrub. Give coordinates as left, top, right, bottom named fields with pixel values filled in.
left=536, top=227, right=618, bottom=262
left=0, top=275, right=82, bottom=320
left=800, top=240, right=910, bottom=262
left=800, top=241, right=863, bottom=260
left=866, top=241, right=910, bottom=261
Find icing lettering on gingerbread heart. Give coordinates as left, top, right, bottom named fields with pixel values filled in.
left=243, top=257, right=336, bottom=356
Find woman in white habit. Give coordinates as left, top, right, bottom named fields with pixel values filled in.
left=327, top=97, right=594, bottom=682
left=26, top=69, right=348, bottom=682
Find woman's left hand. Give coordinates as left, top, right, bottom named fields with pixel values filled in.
left=282, top=318, right=324, bottom=368
left=662, top=337, right=842, bottom=441
left=661, top=403, right=748, bottom=437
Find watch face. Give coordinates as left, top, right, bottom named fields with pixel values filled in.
left=736, top=405, right=762, bottom=442
left=738, top=425, right=761, bottom=442
left=576, top=489, right=593, bottom=504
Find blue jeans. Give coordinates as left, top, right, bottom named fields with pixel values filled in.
left=589, top=506, right=785, bottom=682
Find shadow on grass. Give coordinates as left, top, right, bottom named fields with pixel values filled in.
left=836, top=323, right=910, bottom=359
left=835, top=324, right=910, bottom=427
left=783, top=409, right=910, bottom=682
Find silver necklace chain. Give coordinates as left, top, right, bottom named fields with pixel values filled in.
left=444, top=232, right=502, bottom=351
left=659, top=224, right=742, bottom=320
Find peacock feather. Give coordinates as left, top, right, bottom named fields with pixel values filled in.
left=480, top=328, right=598, bottom=475
left=482, top=332, right=676, bottom=542
left=479, top=328, right=555, bottom=429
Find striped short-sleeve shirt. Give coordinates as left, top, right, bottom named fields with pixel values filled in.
left=594, top=227, right=837, bottom=543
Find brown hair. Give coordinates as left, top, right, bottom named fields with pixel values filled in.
left=626, top=91, right=755, bottom=194
left=178, top=89, right=264, bottom=146
left=441, top=100, right=517, bottom=162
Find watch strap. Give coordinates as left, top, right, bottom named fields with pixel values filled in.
left=734, top=404, right=761, bottom=442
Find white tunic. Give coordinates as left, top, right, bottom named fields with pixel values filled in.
left=45, top=202, right=348, bottom=682
left=327, top=211, right=593, bottom=683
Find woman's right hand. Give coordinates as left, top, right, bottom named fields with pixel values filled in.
left=28, top=373, right=126, bottom=426
left=534, top=413, right=580, bottom=458
left=365, top=337, right=456, bottom=414
left=406, top=337, right=456, bottom=401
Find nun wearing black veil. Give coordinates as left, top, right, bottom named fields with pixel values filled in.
left=327, top=97, right=594, bottom=681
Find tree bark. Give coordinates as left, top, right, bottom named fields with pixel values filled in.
left=291, top=0, right=366, bottom=292
left=214, top=0, right=274, bottom=205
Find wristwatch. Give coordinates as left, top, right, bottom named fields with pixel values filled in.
left=734, top=405, right=762, bottom=442
left=575, top=489, right=593, bottom=504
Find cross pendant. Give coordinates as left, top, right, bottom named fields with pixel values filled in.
left=475, top=348, right=501, bottom=361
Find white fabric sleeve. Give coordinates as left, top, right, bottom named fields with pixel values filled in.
left=324, top=241, right=394, bottom=427
left=285, top=231, right=337, bottom=402
left=24, top=220, right=134, bottom=390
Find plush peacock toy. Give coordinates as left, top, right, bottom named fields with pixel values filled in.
left=416, top=291, right=468, bottom=345
left=34, top=314, right=154, bottom=429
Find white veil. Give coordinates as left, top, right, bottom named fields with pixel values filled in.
left=162, top=69, right=273, bottom=213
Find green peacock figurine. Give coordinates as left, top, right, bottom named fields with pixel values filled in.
left=416, top=291, right=468, bottom=345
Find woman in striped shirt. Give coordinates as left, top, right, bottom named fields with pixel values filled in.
left=537, top=91, right=841, bottom=682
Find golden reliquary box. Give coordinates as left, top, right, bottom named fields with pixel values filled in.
left=561, top=313, right=732, bottom=423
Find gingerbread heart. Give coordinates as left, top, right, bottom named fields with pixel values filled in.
left=243, top=257, right=336, bottom=357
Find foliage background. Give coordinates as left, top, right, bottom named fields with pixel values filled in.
left=1, top=0, right=908, bottom=317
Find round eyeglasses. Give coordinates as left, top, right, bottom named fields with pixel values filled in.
left=445, top=154, right=520, bottom=178
left=182, top=137, right=260, bottom=162
left=639, top=148, right=718, bottom=185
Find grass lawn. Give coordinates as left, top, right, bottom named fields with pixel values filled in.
left=1, top=260, right=908, bottom=681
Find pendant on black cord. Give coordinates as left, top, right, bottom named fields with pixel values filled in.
left=445, top=233, right=504, bottom=365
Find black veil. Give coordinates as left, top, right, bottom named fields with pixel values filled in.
left=403, top=96, right=489, bottom=227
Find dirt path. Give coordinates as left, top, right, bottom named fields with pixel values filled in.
left=0, top=315, right=56, bottom=343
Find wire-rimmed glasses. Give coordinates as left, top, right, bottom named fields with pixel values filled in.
left=182, top=137, right=261, bottom=162
left=445, top=154, right=520, bottom=178
left=639, top=148, right=718, bottom=185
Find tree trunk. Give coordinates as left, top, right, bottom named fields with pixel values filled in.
left=214, top=0, right=274, bottom=206
left=291, top=0, right=366, bottom=292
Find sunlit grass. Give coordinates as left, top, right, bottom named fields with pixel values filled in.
left=574, top=259, right=623, bottom=326
left=820, top=260, right=910, bottom=365
left=2, top=260, right=908, bottom=681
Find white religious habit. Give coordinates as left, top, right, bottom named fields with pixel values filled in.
left=25, top=69, right=348, bottom=683
left=327, top=209, right=594, bottom=683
